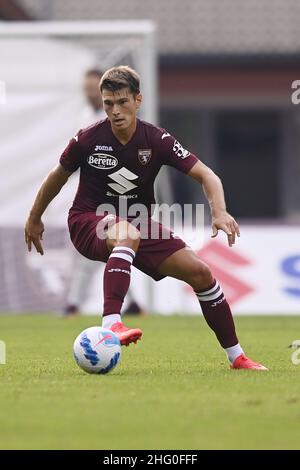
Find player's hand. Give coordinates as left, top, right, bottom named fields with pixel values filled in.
left=211, top=211, right=240, bottom=247
left=25, top=216, right=45, bottom=255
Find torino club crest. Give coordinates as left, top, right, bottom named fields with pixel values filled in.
left=138, top=149, right=152, bottom=165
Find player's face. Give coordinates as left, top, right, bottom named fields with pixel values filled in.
left=83, top=75, right=102, bottom=110
left=101, top=88, right=142, bottom=131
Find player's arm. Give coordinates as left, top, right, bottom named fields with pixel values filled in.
left=188, top=160, right=240, bottom=247
left=24, top=164, right=72, bottom=255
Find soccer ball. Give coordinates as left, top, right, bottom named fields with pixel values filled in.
left=73, top=326, right=121, bottom=374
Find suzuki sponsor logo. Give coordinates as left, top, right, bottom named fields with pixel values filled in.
left=107, top=167, right=138, bottom=195
left=106, top=192, right=138, bottom=199
left=186, top=240, right=254, bottom=305
left=88, top=153, right=118, bottom=170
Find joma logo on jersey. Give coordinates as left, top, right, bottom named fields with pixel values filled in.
left=94, top=145, right=113, bottom=151
left=88, top=153, right=118, bottom=170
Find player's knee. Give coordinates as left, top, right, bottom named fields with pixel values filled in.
left=126, top=223, right=141, bottom=244
left=107, top=221, right=141, bottom=251
left=121, top=222, right=141, bottom=250
left=189, top=261, right=213, bottom=289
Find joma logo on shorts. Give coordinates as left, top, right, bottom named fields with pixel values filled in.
left=88, top=153, right=118, bottom=170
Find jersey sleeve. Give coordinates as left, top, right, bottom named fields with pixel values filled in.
left=159, top=129, right=199, bottom=174
left=59, top=131, right=83, bottom=173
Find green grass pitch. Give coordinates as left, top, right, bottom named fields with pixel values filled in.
left=0, top=313, right=299, bottom=450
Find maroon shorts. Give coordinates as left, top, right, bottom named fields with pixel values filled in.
left=68, top=211, right=186, bottom=281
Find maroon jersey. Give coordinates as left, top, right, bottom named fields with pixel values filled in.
left=60, top=118, right=198, bottom=216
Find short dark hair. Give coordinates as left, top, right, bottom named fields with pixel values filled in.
left=99, top=66, right=140, bottom=96
left=85, top=68, right=103, bottom=79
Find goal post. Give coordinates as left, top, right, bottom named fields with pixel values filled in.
left=0, top=20, right=158, bottom=123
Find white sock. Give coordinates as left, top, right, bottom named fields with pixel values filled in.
left=102, top=314, right=121, bottom=329
left=225, top=343, right=244, bottom=364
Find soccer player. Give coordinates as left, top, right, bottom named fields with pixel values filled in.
left=63, top=68, right=144, bottom=317
left=25, top=66, right=267, bottom=370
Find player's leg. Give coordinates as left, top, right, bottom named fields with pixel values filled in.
left=102, top=219, right=143, bottom=345
left=158, top=247, right=268, bottom=370
left=68, top=212, right=142, bottom=345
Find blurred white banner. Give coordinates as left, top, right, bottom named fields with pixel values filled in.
left=148, top=226, right=300, bottom=315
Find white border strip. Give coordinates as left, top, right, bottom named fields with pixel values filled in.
left=0, top=21, right=156, bottom=37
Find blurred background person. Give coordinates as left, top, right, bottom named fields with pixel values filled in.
left=80, top=69, right=106, bottom=126
left=63, top=68, right=144, bottom=317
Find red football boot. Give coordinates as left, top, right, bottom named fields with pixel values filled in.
left=231, top=354, right=268, bottom=371
left=110, top=322, right=143, bottom=347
